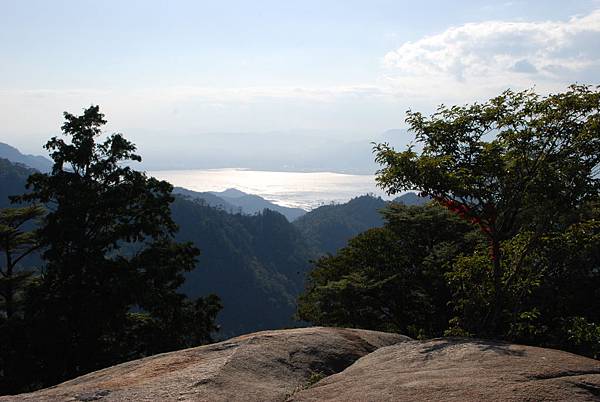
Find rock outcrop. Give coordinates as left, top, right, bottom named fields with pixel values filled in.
left=3, top=329, right=600, bottom=401
left=290, top=338, right=600, bottom=402
left=1, top=327, right=407, bottom=401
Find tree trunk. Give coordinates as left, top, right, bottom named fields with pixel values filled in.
left=4, top=246, right=14, bottom=319
left=490, top=235, right=503, bottom=336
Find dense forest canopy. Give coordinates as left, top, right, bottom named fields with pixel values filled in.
left=298, top=203, right=480, bottom=337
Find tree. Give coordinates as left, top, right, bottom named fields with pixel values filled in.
left=297, top=203, right=481, bottom=338
left=0, top=205, right=44, bottom=320
left=0, top=205, right=44, bottom=393
left=375, top=85, right=600, bottom=335
left=15, top=105, right=221, bottom=386
left=445, top=201, right=600, bottom=357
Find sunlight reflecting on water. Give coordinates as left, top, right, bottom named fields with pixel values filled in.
left=149, top=168, right=390, bottom=210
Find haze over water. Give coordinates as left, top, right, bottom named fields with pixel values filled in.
left=150, top=168, right=390, bottom=210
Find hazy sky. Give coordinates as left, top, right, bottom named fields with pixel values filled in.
left=1, top=0, right=599, bottom=162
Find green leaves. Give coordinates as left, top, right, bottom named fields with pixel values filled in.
left=374, top=84, right=600, bottom=337
left=298, top=203, right=480, bottom=338
left=8, top=106, right=221, bottom=390
left=377, top=85, right=600, bottom=232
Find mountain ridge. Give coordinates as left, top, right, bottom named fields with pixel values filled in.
left=0, top=143, right=52, bottom=173
left=173, top=187, right=306, bottom=221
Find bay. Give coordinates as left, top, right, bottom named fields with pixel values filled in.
left=149, top=168, right=391, bottom=210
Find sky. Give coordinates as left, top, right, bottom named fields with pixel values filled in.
left=1, top=0, right=599, bottom=169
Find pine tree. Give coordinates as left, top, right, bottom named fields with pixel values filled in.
left=16, top=105, right=220, bottom=386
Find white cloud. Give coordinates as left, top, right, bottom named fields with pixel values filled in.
left=4, top=10, right=600, bottom=149
left=382, top=10, right=600, bottom=100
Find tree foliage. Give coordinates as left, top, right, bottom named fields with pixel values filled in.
left=298, top=203, right=481, bottom=338
left=445, top=201, right=600, bottom=355
left=5, top=106, right=221, bottom=391
left=300, top=85, right=600, bottom=359
left=298, top=202, right=600, bottom=358
left=0, top=205, right=44, bottom=392
left=374, top=85, right=600, bottom=335
left=0, top=205, right=44, bottom=320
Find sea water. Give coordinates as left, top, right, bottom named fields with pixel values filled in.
left=149, top=168, right=391, bottom=210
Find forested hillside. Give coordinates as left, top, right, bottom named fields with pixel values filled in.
left=293, top=195, right=387, bottom=254
left=0, top=143, right=52, bottom=173
left=171, top=197, right=313, bottom=337
left=0, top=155, right=312, bottom=339
left=0, top=158, right=35, bottom=207
left=173, top=187, right=306, bottom=221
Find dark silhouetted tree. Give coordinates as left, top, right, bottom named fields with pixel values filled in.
left=0, top=205, right=44, bottom=393
left=0, top=205, right=44, bottom=320
left=16, top=106, right=220, bottom=387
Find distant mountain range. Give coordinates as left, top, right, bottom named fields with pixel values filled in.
left=173, top=187, right=307, bottom=221
left=0, top=158, right=38, bottom=207
left=0, top=142, right=52, bottom=172
left=393, top=192, right=429, bottom=206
